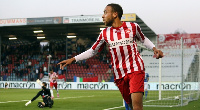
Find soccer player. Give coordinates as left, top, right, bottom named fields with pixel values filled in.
left=25, top=82, right=54, bottom=108
left=48, top=69, right=59, bottom=98
left=58, top=3, right=163, bottom=110
left=5, top=82, right=8, bottom=89
left=144, top=68, right=149, bottom=100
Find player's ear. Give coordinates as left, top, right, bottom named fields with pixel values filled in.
left=112, top=12, right=118, bottom=18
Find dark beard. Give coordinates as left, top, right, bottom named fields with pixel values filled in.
left=106, top=20, right=113, bottom=26
left=105, top=17, right=114, bottom=26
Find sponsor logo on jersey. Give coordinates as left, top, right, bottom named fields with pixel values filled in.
left=109, top=37, right=134, bottom=48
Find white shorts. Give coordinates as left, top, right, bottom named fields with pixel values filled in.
left=144, top=82, right=148, bottom=90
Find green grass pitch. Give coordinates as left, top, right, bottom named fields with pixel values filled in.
left=0, top=89, right=199, bottom=110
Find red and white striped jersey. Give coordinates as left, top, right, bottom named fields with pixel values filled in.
left=48, top=72, right=58, bottom=83
left=75, top=22, right=155, bottom=80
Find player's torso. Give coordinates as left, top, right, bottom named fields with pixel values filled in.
left=103, top=22, right=139, bottom=63
left=104, top=22, right=137, bottom=49
left=49, top=72, right=57, bottom=83
left=40, top=90, right=50, bottom=98
left=102, top=22, right=144, bottom=79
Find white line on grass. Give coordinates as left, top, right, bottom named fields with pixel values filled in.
left=0, top=95, right=95, bottom=104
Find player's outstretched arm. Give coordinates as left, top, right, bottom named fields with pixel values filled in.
left=25, top=91, right=41, bottom=106
left=152, top=47, right=163, bottom=59
left=57, top=57, right=75, bottom=70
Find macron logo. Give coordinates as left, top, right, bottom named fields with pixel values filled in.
left=115, top=30, right=121, bottom=33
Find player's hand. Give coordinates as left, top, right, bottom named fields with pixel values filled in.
left=57, top=57, right=75, bottom=70
left=25, top=100, right=31, bottom=106
left=153, top=47, right=163, bottom=59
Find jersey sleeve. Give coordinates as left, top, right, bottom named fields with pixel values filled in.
left=91, top=31, right=106, bottom=52
left=143, top=37, right=155, bottom=50
left=31, top=91, right=41, bottom=102
left=74, top=31, right=105, bottom=62
left=135, top=23, right=145, bottom=42
left=135, top=23, right=155, bottom=50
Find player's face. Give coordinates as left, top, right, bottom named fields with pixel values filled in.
left=102, top=6, right=115, bottom=26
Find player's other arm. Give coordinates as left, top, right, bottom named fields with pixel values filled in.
left=25, top=91, right=41, bottom=106
left=135, top=23, right=163, bottom=59
left=31, top=91, right=41, bottom=102
left=58, top=49, right=94, bottom=69
left=57, top=49, right=96, bottom=70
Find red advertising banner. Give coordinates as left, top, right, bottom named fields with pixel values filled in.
left=157, top=34, right=200, bottom=49
left=0, top=18, right=27, bottom=26
left=83, top=76, right=98, bottom=82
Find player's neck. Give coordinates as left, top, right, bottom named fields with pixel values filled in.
left=112, top=19, right=123, bottom=28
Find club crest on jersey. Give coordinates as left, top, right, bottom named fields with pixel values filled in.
left=115, top=30, right=121, bottom=33
left=115, top=29, right=131, bottom=34
left=125, top=29, right=131, bottom=34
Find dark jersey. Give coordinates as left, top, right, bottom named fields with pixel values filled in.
left=31, top=88, right=51, bottom=102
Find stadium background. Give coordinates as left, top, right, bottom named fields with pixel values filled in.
left=0, top=13, right=157, bottom=82
left=0, top=13, right=200, bottom=109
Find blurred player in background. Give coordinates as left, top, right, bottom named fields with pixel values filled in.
left=5, top=82, right=9, bottom=89
left=58, top=3, right=163, bottom=110
left=49, top=68, right=59, bottom=98
left=144, top=68, right=149, bottom=100
left=25, top=82, right=54, bottom=108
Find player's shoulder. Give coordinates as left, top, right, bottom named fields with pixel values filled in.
left=100, top=27, right=109, bottom=33
left=127, top=22, right=138, bottom=25
left=46, top=88, right=50, bottom=91
left=124, top=22, right=139, bottom=29
left=53, top=72, right=57, bottom=74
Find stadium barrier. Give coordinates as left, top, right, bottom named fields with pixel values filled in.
left=0, top=81, right=199, bottom=91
